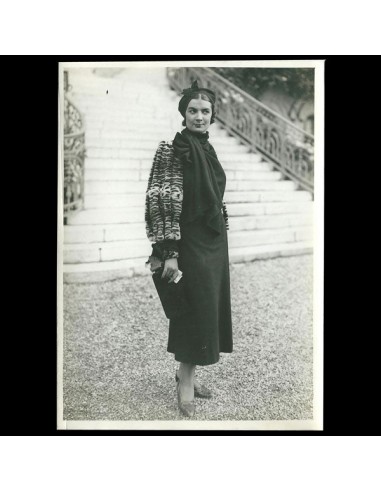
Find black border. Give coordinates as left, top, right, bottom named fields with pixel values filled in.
left=7, top=55, right=368, bottom=436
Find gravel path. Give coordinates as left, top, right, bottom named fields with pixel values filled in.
left=63, top=255, right=314, bottom=421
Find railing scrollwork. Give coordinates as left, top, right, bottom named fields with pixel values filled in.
left=167, top=67, right=314, bottom=193
left=63, top=71, right=86, bottom=222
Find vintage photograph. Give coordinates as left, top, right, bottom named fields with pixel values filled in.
left=58, top=60, right=323, bottom=430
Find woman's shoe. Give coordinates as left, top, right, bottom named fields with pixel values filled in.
left=176, top=380, right=195, bottom=418
left=175, top=370, right=212, bottom=399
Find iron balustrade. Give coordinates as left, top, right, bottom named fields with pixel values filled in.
left=167, top=67, right=314, bottom=193
left=63, top=79, right=86, bottom=222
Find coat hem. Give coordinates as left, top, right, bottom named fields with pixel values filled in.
left=169, top=349, right=233, bottom=366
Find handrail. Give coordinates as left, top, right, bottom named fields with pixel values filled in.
left=200, top=68, right=314, bottom=139
left=167, top=67, right=314, bottom=193
left=63, top=77, right=86, bottom=222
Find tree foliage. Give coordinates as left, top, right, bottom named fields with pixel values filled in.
left=212, top=68, right=314, bottom=101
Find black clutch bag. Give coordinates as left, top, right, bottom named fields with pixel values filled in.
left=147, top=243, right=192, bottom=320
left=151, top=266, right=192, bottom=320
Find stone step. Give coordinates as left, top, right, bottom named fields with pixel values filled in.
left=71, top=86, right=174, bottom=96
left=77, top=92, right=228, bottom=104
left=66, top=207, right=144, bottom=225
left=226, top=180, right=296, bottom=191
left=85, top=138, right=165, bottom=152
left=70, top=97, right=172, bottom=107
left=84, top=129, right=176, bottom=141
left=85, top=138, right=250, bottom=154
left=226, top=168, right=277, bottom=179
left=83, top=121, right=177, bottom=133
left=86, top=169, right=141, bottom=181
left=67, top=200, right=313, bottom=226
left=85, top=147, right=263, bottom=163
left=73, top=81, right=175, bottom=92
left=85, top=168, right=282, bottom=182
left=63, top=256, right=151, bottom=283
left=83, top=116, right=173, bottom=128
left=84, top=194, right=145, bottom=208
left=86, top=148, right=160, bottom=160
left=82, top=123, right=239, bottom=140
left=65, top=223, right=148, bottom=244
left=58, top=224, right=148, bottom=246
left=83, top=189, right=308, bottom=208
left=85, top=157, right=272, bottom=172
left=77, top=90, right=208, bottom=101
left=80, top=94, right=176, bottom=104
left=85, top=168, right=282, bottom=184
left=77, top=96, right=177, bottom=106
left=228, top=213, right=313, bottom=232
left=83, top=107, right=176, bottom=116
left=72, top=80, right=173, bottom=90
left=84, top=180, right=296, bottom=196
left=227, top=201, right=313, bottom=216
left=85, top=134, right=246, bottom=149
left=75, top=84, right=172, bottom=91
left=85, top=181, right=146, bottom=195
left=64, top=213, right=313, bottom=244
left=73, top=97, right=177, bottom=108
left=224, top=190, right=311, bottom=203
left=84, top=118, right=177, bottom=130
left=64, top=238, right=151, bottom=264
left=83, top=104, right=174, bottom=113
left=85, top=158, right=147, bottom=170
left=228, top=227, right=313, bottom=248
left=63, top=227, right=313, bottom=264
left=72, top=91, right=176, bottom=100
left=74, top=87, right=173, bottom=97
left=84, top=128, right=237, bottom=143
left=82, top=105, right=172, bottom=113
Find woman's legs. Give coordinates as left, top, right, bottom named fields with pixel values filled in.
left=178, top=362, right=195, bottom=402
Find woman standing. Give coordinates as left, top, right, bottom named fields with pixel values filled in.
left=145, top=80, right=233, bottom=417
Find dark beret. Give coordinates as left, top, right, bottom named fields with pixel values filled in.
left=178, top=80, right=216, bottom=117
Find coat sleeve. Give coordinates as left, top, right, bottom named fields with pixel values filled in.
left=145, top=142, right=181, bottom=260
left=145, top=143, right=163, bottom=242
left=160, top=239, right=180, bottom=260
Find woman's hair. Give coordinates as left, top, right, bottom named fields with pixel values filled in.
left=181, top=92, right=216, bottom=126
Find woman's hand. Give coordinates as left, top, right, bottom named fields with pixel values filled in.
left=161, top=258, right=179, bottom=283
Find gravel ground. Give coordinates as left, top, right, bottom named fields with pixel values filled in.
left=63, top=254, right=314, bottom=422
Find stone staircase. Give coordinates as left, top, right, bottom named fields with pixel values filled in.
left=63, top=67, right=313, bottom=283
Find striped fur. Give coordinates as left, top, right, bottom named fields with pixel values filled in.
left=145, top=140, right=229, bottom=256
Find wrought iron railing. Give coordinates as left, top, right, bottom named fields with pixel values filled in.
left=167, top=67, right=314, bottom=193
left=63, top=71, right=86, bottom=221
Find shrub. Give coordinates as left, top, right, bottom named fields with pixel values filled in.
left=212, top=68, right=314, bottom=101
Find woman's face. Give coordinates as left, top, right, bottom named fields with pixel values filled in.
left=185, top=97, right=212, bottom=133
